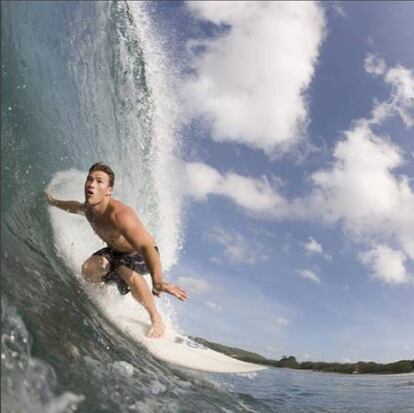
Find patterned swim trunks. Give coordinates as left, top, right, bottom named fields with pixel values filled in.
left=92, top=246, right=159, bottom=295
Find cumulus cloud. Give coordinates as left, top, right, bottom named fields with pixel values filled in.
left=183, top=1, right=326, bottom=156
left=359, top=245, right=410, bottom=284
left=176, top=276, right=214, bottom=294
left=332, top=2, right=346, bottom=18
left=205, top=301, right=223, bottom=313
left=307, top=125, right=412, bottom=238
left=208, top=227, right=269, bottom=265
left=304, top=236, right=332, bottom=260
left=297, top=269, right=321, bottom=284
left=301, top=353, right=311, bottom=361
left=265, top=316, right=289, bottom=336
left=275, top=316, right=289, bottom=328
left=185, top=162, right=286, bottom=214
left=305, top=237, right=323, bottom=255
left=364, top=53, right=386, bottom=76
left=183, top=162, right=223, bottom=201
left=366, top=59, right=414, bottom=127
left=385, top=66, right=414, bottom=127
left=266, top=345, right=279, bottom=353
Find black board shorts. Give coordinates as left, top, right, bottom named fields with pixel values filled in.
left=92, top=246, right=159, bottom=295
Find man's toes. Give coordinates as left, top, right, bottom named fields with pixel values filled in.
left=148, top=327, right=159, bottom=338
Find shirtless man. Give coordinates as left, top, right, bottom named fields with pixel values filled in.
left=45, top=162, right=187, bottom=338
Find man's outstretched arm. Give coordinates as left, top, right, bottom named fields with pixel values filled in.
left=44, top=191, right=85, bottom=215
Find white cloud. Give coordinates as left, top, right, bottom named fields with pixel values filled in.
left=205, top=301, right=223, bottom=313
left=305, top=236, right=323, bottom=255
left=266, top=345, right=279, bottom=353
left=209, top=256, right=223, bottom=265
left=176, top=276, right=214, bottom=294
left=364, top=53, right=386, bottom=76
left=359, top=245, right=410, bottom=284
left=366, top=59, right=414, bottom=127
left=208, top=227, right=269, bottom=265
left=220, top=174, right=284, bottom=212
left=308, top=124, right=411, bottom=237
left=183, top=1, right=326, bottom=156
left=275, top=316, right=289, bottom=328
left=385, top=66, right=414, bottom=127
left=185, top=162, right=286, bottom=214
left=304, top=236, right=332, bottom=260
left=184, top=162, right=223, bottom=201
left=333, top=3, right=346, bottom=18
left=297, top=269, right=321, bottom=284
left=301, top=353, right=311, bottom=361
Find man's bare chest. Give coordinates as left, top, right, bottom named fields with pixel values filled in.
left=87, top=215, right=121, bottom=243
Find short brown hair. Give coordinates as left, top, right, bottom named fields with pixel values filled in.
left=89, top=162, right=115, bottom=187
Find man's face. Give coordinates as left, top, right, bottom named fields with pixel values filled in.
left=84, top=171, right=112, bottom=206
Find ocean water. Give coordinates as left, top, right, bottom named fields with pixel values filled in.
left=1, top=2, right=413, bottom=412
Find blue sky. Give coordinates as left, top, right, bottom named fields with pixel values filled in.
left=149, top=1, right=414, bottom=363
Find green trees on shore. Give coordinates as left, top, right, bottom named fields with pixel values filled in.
left=192, top=337, right=414, bottom=375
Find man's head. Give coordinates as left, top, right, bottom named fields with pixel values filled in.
left=84, top=162, right=115, bottom=206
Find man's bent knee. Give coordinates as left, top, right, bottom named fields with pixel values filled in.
left=81, top=256, right=110, bottom=283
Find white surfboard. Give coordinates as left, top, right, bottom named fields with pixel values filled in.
left=117, top=315, right=267, bottom=373
left=79, top=273, right=267, bottom=374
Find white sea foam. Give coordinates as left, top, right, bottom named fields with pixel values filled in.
left=112, top=361, right=135, bottom=377
left=43, top=393, right=86, bottom=413
left=150, top=379, right=167, bottom=395
left=118, top=1, right=185, bottom=270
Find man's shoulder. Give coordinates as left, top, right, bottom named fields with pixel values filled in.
left=109, top=199, right=136, bottom=220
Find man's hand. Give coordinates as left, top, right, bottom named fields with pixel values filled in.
left=153, top=281, right=188, bottom=302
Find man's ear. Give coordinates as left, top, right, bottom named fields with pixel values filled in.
left=107, top=186, right=113, bottom=197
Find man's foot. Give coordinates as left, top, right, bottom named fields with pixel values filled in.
left=147, top=314, right=165, bottom=338
left=147, top=322, right=165, bottom=338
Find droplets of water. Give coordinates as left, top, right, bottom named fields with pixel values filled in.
left=113, top=360, right=135, bottom=377
left=1, top=298, right=85, bottom=413
left=150, top=379, right=167, bottom=395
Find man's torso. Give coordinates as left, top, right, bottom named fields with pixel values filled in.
left=85, top=200, right=138, bottom=253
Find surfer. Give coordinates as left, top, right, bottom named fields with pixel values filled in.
left=44, top=162, right=188, bottom=338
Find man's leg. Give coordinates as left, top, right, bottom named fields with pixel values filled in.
left=117, top=265, right=165, bottom=338
left=81, top=256, right=110, bottom=284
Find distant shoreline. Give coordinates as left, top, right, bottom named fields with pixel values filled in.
left=192, top=337, right=414, bottom=375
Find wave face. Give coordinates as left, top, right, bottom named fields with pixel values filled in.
left=2, top=2, right=414, bottom=413
left=1, top=2, right=233, bottom=412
